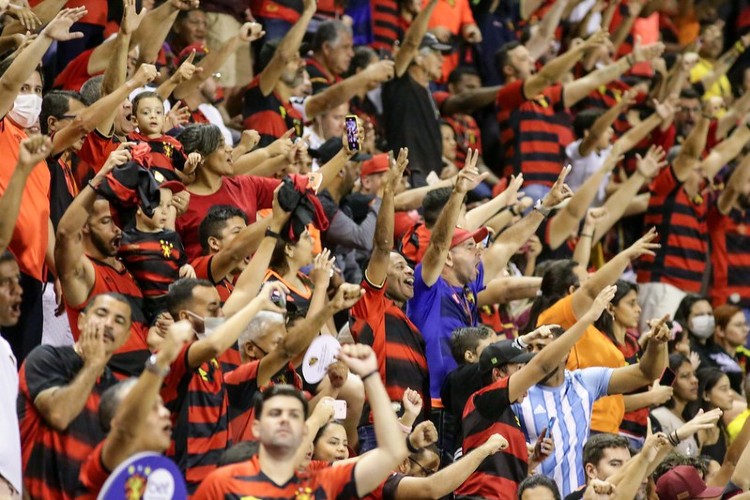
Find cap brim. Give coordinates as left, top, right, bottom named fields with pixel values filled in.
left=510, top=352, right=534, bottom=364
left=429, top=42, right=454, bottom=53
left=352, top=151, right=372, bottom=162
left=695, top=487, right=725, bottom=498
left=451, top=226, right=489, bottom=248
left=159, top=180, right=186, bottom=193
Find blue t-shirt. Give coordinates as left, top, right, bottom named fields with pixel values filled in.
left=407, top=262, right=485, bottom=399
left=512, top=367, right=613, bottom=497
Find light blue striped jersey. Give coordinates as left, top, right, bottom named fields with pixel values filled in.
left=511, top=367, right=613, bottom=497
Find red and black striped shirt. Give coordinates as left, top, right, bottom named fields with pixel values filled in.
left=65, top=258, right=151, bottom=379
left=242, top=76, right=303, bottom=148
left=709, top=206, right=750, bottom=307
left=496, top=79, right=570, bottom=186
left=194, top=455, right=358, bottom=499
left=118, top=229, right=187, bottom=299
left=18, top=345, right=116, bottom=499
left=191, top=254, right=235, bottom=305
left=636, top=165, right=708, bottom=292
left=306, top=57, right=342, bottom=95
left=351, top=275, right=430, bottom=422
left=370, top=0, right=409, bottom=52
left=224, top=360, right=303, bottom=443
left=456, top=376, right=528, bottom=500
left=433, top=91, right=483, bottom=168
left=161, top=342, right=230, bottom=493
left=399, top=222, right=431, bottom=268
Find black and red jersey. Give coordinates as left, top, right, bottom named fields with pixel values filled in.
left=160, top=342, right=230, bottom=493
left=398, top=222, right=431, bottom=268
left=194, top=455, right=358, bottom=499
left=306, top=57, right=342, bottom=95
left=18, top=345, right=116, bottom=499
left=456, top=376, right=529, bottom=500
left=128, top=132, right=187, bottom=183
left=636, top=165, right=708, bottom=292
left=242, top=76, right=303, bottom=147
left=370, top=0, right=409, bottom=52
left=433, top=91, right=483, bottom=168
left=263, top=269, right=314, bottom=316
left=709, top=205, right=750, bottom=307
left=224, top=360, right=303, bottom=443
left=351, top=276, right=430, bottom=422
left=65, top=258, right=150, bottom=379
left=496, top=79, right=570, bottom=186
left=118, top=228, right=187, bottom=298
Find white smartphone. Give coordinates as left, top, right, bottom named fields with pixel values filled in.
left=332, top=400, right=347, bottom=420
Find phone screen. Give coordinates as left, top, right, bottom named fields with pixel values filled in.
left=345, top=115, right=359, bottom=151
left=659, top=367, right=676, bottom=386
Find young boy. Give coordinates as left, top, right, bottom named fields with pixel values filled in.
left=129, top=91, right=202, bottom=183
left=118, top=184, right=196, bottom=321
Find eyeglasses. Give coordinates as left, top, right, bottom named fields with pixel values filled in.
left=407, top=456, right=436, bottom=477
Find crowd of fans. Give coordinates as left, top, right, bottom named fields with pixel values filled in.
left=1, top=0, right=750, bottom=498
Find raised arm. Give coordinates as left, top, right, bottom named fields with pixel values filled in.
left=394, top=0, right=439, bottom=77
left=477, top=276, right=542, bottom=307
left=221, top=194, right=289, bottom=317
left=132, top=0, right=190, bottom=65
left=578, top=90, right=635, bottom=157
left=255, top=284, right=364, bottom=385
left=55, top=148, right=131, bottom=308
left=0, top=7, right=86, bottom=118
left=607, top=316, right=669, bottom=394
left=420, top=152, right=485, bottom=286
left=100, top=321, right=192, bottom=469
left=259, top=0, right=316, bottom=96
left=718, top=153, right=750, bottom=214
left=507, top=286, right=616, bottom=402
left=563, top=41, right=665, bottom=109
left=51, top=64, right=157, bottom=155
left=305, top=61, right=395, bottom=119
left=33, top=314, right=111, bottom=431
left=526, top=0, right=571, bottom=61
left=318, top=121, right=364, bottom=190
left=394, top=434, right=509, bottom=499
left=673, top=102, right=712, bottom=181
left=100, top=0, right=145, bottom=97
left=481, top=166, right=573, bottom=281
left=175, top=23, right=264, bottom=99
left=342, top=345, right=414, bottom=497
left=2, top=0, right=60, bottom=36
left=464, top=174, right=522, bottom=231
left=522, top=31, right=607, bottom=98
left=700, top=121, right=750, bottom=179
left=0, top=136, right=51, bottom=253
left=571, top=228, right=659, bottom=317
left=394, top=178, right=454, bottom=211
left=440, top=85, right=503, bottom=116
left=695, top=34, right=750, bottom=93
left=592, top=145, right=667, bottom=243
left=188, top=282, right=287, bottom=368
left=366, top=149, right=408, bottom=286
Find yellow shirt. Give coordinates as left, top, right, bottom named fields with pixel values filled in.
left=727, top=409, right=750, bottom=443
left=690, top=59, right=732, bottom=101
left=538, top=295, right=627, bottom=434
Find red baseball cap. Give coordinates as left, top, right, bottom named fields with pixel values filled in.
left=360, top=153, right=389, bottom=178
left=176, top=43, right=209, bottom=66
left=656, top=466, right=724, bottom=500
left=450, top=226, right=489, bottom=249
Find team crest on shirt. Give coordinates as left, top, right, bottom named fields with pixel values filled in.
left=198, top=358, right=220, bottom=382
left=124, top=466, right=148, bottom=499
left=295, top=487, right=314, bottom=499
left=160, top=240, right=174, bottom=258
left=163, top=142, right=173, bottom=159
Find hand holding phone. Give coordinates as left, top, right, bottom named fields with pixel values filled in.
left=659, top=367, right=676, bottom=386
left=345, top=115, right=360, bottom=151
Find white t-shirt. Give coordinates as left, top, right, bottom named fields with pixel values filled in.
left=565, top=139, right=612, bottom=207
left=0, top=337, right=21, bottom=493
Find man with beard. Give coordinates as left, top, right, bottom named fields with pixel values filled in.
left=709, top=152, right=750, bottom=308
left=17, top=292, right=132, bottom=499
left=351, top=148, right=431, bottom=452
left=55, top=148, right=157, bottom=378
left=243, top=0, right=394, bottom=147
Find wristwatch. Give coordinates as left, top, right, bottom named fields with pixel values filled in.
left=533, top=199, right=552, bottom=218
left=144, top=354, right=170, bottom=377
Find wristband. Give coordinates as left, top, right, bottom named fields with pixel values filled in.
left=580, top=233, right=593, bottom=238
left=398, top=421, right=413, bottom=434
left=265, top=227, right=283, bottom=240
left=144, top=354, right=170, bottom=377
left=361, top=369, right=379, bottom=381
left=735, top=40, right=746, bottom=53
left=87, top=179, right=99, bottom=191
left=406, top=435, right=421, bottom=453
left=513, top=336, right=528, bottom=350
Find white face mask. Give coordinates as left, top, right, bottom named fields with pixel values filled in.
left=186, top=311, right=225, bottom=340
left=689, top=314, right=715, bottom=339
left=9, top=93, right=43, bottom=129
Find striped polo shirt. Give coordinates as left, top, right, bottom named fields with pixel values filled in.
left=709, top=205, right=750, bottom=307
left=512, top=367, right=613, bottom=497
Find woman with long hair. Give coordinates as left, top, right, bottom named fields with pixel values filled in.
left=685, top=368, right=733, bottom=462
left=651, top=353, right=701, bottom=456
left=593, top=280, right=673, bottom=448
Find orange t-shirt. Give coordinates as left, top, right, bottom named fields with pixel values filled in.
left=538, top=295, right=626, bottom=434
left=0, top=117, right=50, bottom=281
left=423, top=0, right=477, bottom=81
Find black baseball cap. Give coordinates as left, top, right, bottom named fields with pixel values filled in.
left=419, top=33, right=453, bottom=54
left=309, top=137, right=371, bottom=165
left=479, top=340, right=534, bottom=374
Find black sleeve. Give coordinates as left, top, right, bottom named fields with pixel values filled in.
left=24, top=346, right=79, bottom=400
left=473, top=380, right=511, bottom=420
left=382, top=473, right=407, bottom=500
